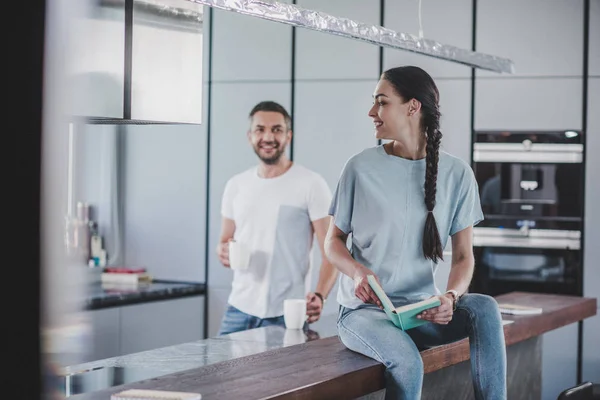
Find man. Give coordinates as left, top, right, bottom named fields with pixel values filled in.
left=216, top=101, right=338, bottom=335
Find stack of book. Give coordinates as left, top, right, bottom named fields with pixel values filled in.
left=101, top=267, right=152, bottom=286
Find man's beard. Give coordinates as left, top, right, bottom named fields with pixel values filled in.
left=254, top=142, right=285, bottom=165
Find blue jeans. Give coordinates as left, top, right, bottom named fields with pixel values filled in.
left=217, top=304, right=286, bottom=335
left=338, top=293, right=507, bottom=400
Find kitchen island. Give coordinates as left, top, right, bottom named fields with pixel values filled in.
left=66, top=292, right=596, bottom=400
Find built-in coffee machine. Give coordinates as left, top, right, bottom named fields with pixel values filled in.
left=469, top=130, right=585, bottom=297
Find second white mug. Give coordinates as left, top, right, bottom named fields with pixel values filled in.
left=228, top=240, right=250, bottom=270
left=283, top=299, right=307, bottom=330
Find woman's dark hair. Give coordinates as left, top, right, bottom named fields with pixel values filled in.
left=382, top=66, right=444, bottom=262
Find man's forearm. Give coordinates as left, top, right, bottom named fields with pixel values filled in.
left=315, top=260, right=339, bottom=299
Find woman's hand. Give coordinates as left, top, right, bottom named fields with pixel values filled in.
left=417, top=294, right=454, bottom=324
left=353, top=265, right=382, bottom=308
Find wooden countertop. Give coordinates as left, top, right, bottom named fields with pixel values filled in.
left=72, top=292, right=597, bottom=400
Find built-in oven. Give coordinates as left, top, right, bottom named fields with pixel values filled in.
left=469, top=130, right=585, bottom=297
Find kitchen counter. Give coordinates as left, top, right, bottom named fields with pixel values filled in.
left=66, top=292, right=597, bottom=399
left=62, top=314, right=337, bottom=397
left=85, top=280, right=206, bottom=310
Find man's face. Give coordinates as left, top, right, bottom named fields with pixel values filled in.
left=248, top=111, right=291, bottom=165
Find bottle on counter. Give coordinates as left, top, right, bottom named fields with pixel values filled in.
left=69, top=202, right=91, bottom=265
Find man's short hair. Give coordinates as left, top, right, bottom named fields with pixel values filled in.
left=249, top=101, right=292, bottom=131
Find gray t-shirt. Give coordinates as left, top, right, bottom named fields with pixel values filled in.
left=329, top=145, right=484, bottom=309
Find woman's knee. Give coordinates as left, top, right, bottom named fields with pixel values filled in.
left=459, top=293, right=500, bottom=315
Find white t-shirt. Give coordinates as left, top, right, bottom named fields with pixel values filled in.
left=221, top=164, right=332, bottom=318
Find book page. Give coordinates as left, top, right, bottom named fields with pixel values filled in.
left=366, top=276, right=396, bottom=312
left=395, top=297, right=439, bottom=313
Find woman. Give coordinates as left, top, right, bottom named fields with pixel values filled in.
left=325, top=66, right=507, bottom=400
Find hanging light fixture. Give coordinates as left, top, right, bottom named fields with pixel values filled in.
left=185, top=0, right=515, bottom=74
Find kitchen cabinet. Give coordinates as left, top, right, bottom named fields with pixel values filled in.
left=477, top=0, right=584, bottom=78
left=71, top=0, right=204, bottom=123
left=121, top=297, right=204, bottom=355
left=475, top=78, right=583, bottom=130
left=83, top=307, right=121, bottom=363
left=80, top=296, right=204, bottom=363
left=130, top=0, right=204, bottom=123
left=70, top=3, right=125, bottom=118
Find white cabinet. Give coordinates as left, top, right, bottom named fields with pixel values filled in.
left=130, top=0, right=204, bottom=123
left=70, top=0, right=205, bottom=122
left=82, top=296, right=205, bottom=362
left=477, top=0, right=584, bottom=78
left=70, top=4, right=125, bottom=118
left=82, top=308, right=121, bottom=363
left=121, top=297, right=204, bottom=355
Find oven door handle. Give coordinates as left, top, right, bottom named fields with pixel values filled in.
left=473, top=235, right=580, bottom=250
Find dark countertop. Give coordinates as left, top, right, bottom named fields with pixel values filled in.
left=85, top=280, right=206, bottom=310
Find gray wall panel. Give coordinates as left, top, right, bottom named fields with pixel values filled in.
left=211, top=2, right=292, bottom=82
left=124, top=124, right=206, bottom=282
left=296, top=0, right=379, bottom=80
left=475, top=78, right=583, bottom=130
left=477, top=0, right=584, bottom=78
left=383, top=0, right=472, bottom=79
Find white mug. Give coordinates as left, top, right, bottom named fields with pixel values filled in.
left=283, top=299, right=307, bottom=330
left=228, top=240, right=250, bottom=270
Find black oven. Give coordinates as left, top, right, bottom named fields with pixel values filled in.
left=469, top=130, right=585, bottom=297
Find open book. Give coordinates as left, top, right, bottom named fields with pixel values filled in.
left=367, top=275, right=441, bottom=330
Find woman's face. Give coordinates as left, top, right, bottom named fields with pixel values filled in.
left=368, top=78, right=416, bottom=141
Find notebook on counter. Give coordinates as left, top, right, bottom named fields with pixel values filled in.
left=498, top=303, right=543, bottom=315
left=111, top=389, right=201, bottom=400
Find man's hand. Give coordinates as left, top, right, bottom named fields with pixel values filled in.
left=353, top=265, right=382, bottom=308
left=216, top=241, right=230, bottom=267
left=306, top=292, right=323, bottom=323
left=417, top=294, right=454, bottom=325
